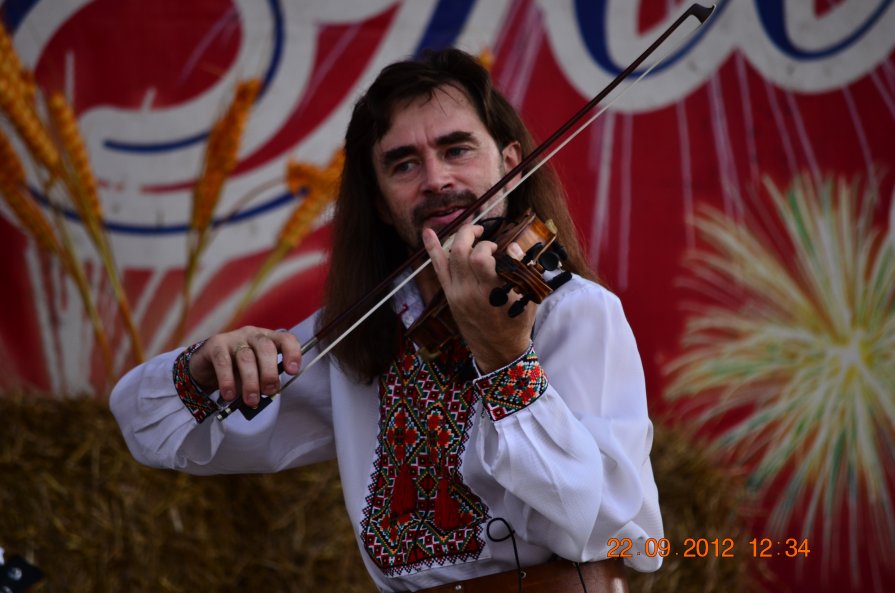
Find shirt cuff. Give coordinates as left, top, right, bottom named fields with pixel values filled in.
left=473, top=344, right=548, bottom=421
left=172, top=340, right=218, bottom=423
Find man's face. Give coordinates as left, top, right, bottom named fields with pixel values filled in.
left=372, top=84, right=521, bottom=249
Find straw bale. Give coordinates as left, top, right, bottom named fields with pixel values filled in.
left=628, top=424, right=763, bottom=593
left=1, top=394, right=372, bottom=592
left=2, top=394, right=757, bottom=592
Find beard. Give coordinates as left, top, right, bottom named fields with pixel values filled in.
left=411, top=189, right=478, bottom=229
left=406, top=189, right=479, bottom=247
left=395, top=162, right=511, bottom=250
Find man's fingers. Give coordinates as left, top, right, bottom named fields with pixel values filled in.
left=447, top=225, right=482, bottom=283
left=423, top=224, right=488, bottom=292
left=506, top=241, right=525, bottom=260
left=232, top=343, right=261, bottom=406
left=247, top=333, right=281, bottom=396
left=206, top=340, right=237, bottom=401
left=273, top=330, right=302, bottom=375
left=422, top=228, right=450, bottom=286
left=469, top=239, right=498, bottom=284
left=195, top=327, right=302, bottom=407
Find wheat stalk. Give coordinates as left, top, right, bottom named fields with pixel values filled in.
left=0, top=130, right=114, bottom=376
left=45, top=91, right=144, bottom=363
left=226, top=150, right=342, bottom=328
left=0, top=23, right=60, bottom=172
left=46, top=93, right=102, bottom=232
left=172, top=79, right=261, bottom=345
left=50, top=205, right=116, bottom=383
left=190, top=79, right=261, bottom=233
left=1, top=23, right=116, bottom=378
left=0, top=132, right=60, bottom=253
left=476, top=48, right=494, bottom=72
left=277, top=151, right=342, bottom=252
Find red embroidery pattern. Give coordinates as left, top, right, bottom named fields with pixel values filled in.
left=172, top=340, right=218, bottom=423
left=475, top=346, right=547, bottom=421
left=361, top=338, right=489, bottom=576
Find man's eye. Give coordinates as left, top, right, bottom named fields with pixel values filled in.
left=392, top=161, right=414, bottom=174
left=446, top=146, right=471, bottom=158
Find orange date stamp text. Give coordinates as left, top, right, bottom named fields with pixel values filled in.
left=606, top=537, right=810, bottom=559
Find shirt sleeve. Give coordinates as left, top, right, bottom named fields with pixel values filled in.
left=470, top=278, right=664, bottom=571
left=109, top=317, right=337, bottom=475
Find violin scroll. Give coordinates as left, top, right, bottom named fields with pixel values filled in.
left=487, top=210, right=572, bottom=317
left=407, top=209, right=572, bottom=358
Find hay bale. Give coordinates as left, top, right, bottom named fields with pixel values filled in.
left=629, top=424, right=758, bottom=593
left=2, top=395, right=755, bottom=592
left=1, top=394, right=372, bottom=593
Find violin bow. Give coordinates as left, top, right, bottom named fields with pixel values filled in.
left=217, top=2, right=715, bottom=421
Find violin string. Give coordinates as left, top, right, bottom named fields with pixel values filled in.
left=215, top=6, right=711, bottom=422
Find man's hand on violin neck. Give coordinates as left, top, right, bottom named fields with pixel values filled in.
left=422, top=224, right=536, bottom=374
left=188, top=326, right=302, bottom=407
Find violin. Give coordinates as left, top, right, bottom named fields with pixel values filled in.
left=407, top=209, right=572, bottom=360
left=216, top=2, right=715, bottom=421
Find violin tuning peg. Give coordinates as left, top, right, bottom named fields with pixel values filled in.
left=553, top=242, right=569, bottom=261
left=538, top=251, right=561, bottom=271
left=523, top=242, right=544, bottom=263
left=489, top=284, right=512, bottom=307
left=495, top=255, right=517, bottom=274
left=547, top=270, right=573, bottom=290
left=508, top=296, right=531, bottom=318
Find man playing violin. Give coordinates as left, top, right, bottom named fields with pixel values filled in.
left=111, top=49, right=663, bottom=592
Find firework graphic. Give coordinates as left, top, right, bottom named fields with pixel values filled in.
left=665, top=174, right=895, bottom=588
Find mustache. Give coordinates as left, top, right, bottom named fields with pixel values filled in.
left=411, top=190, right=479, bottom=229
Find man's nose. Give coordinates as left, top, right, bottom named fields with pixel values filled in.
left=421, top=156, right=453, bottom=194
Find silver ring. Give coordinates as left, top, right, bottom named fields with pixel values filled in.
left=233, top=343, right=251, bottom=354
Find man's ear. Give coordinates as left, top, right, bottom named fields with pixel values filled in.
left=502, top=140, right=522, bottom=174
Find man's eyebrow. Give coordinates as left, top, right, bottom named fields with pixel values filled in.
left=380, top=131, right=478, bottom=168
left=435, top=130, right=476, bottom=146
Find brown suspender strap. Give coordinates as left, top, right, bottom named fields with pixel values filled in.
left=412, top=558, right=629, bottom=593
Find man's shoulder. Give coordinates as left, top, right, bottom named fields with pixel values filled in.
left=532, top=273, right=628, bottom=332
left=542, top=273, right=621, bottom=312
left=533, top=273, right=631, bottom=344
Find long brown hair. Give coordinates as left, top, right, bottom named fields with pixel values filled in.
left=319, top=49, right=595, bottom=382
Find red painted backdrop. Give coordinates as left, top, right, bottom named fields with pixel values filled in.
left=2, top=1, right=893, bottom=591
